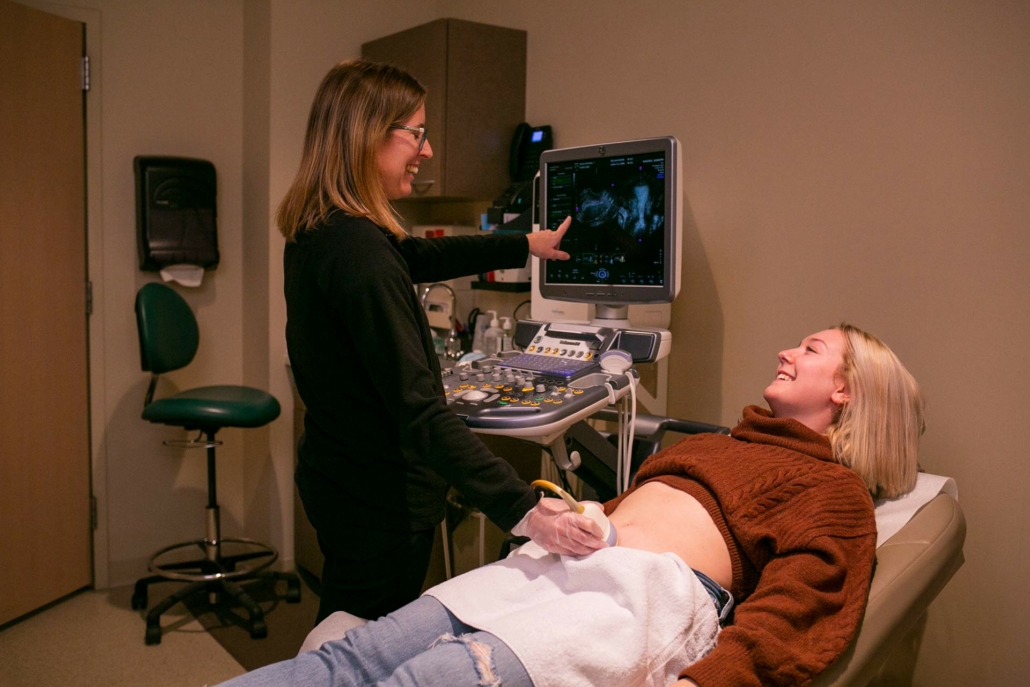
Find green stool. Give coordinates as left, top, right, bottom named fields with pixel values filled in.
left=129, top=282, right=300, bottom=645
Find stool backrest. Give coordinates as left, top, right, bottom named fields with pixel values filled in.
left=135, top=283, right=199, bottom=374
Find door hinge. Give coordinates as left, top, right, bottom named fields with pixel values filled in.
left=82, top=56, right=90, bottom=92
left=90, top=495, right=98, bottom=531
left=86, top=280, right=93, bottom=316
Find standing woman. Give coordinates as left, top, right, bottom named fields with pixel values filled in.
left=279, top=59, right=570, bottom=624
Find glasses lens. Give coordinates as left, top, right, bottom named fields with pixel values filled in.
left=417, top=129, right=427, bottom=153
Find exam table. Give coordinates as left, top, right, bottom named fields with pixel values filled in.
left=298, top=413, right=966, bottom=687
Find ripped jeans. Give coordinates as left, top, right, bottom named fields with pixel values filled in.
left=217, top=596, right=532, bottom=687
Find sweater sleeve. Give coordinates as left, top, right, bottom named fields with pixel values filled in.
left=396, top=232, right=529, bottom=284
left=680, top=530, right=876, bottom=687
left=317, top=223, right=536, bottom=530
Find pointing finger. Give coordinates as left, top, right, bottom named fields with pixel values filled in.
left=556, top=216, right=572, bottom=241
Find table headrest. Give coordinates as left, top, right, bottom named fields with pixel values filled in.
left=873, top=473, right=958, bottom=548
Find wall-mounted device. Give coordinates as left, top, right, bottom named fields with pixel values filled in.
left=135, top=156, right=219, bottom=272
left=487, top=123, right=553, bottom=227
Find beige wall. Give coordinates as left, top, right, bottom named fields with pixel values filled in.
left=27, top=0, right=1027, bottom=684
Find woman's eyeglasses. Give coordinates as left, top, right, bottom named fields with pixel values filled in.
left=389, top=125, right=428, bottom=153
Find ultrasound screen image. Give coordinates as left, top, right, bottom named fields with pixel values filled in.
left=545, top=152, right=666, bottom=287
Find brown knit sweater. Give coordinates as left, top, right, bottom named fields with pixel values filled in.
left=603, top=406, right=876, bottom=687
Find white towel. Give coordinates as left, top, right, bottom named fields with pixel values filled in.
left=425, top=541, right=719, bottom=687
left=874, top=473, right=958, bottom=548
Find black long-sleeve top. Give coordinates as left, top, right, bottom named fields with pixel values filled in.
left=285, top=212, right=537, bottom=532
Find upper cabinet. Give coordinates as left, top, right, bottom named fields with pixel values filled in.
left=363, top=19, right=526, bottom=201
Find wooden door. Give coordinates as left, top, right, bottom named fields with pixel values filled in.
left=0, top=0, right=91, bottom=625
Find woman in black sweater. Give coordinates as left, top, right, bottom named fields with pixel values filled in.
left=278, top=59, right=571, bottom=624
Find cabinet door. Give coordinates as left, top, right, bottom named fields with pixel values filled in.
left=363, top=19, right=448, bottom=199
left=445, top=20, right=526, bottom=201
left=364, top=19, right=527, bottom=202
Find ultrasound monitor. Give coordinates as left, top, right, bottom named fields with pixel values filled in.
left=538, top=136, right=681, bottom=323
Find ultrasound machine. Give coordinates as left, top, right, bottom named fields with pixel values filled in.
left=441, top=136, right=720, bottom=501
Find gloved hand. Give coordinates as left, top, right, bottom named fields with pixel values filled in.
left=510, top=496, right=609, bottom=556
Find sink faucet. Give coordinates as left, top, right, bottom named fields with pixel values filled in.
left=420, top=283, right=464, bottom=360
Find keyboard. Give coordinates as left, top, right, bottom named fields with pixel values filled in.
left=499, top=353, right=600, bottom=380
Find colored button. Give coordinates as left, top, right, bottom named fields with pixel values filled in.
left=574, top=390, right=584, bottom=395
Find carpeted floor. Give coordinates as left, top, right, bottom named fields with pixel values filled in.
left=0, top=585, right=247, bottom=687
left=180, top=569, right=322, bottom=672
left=0, top=572, right=321, bottom=687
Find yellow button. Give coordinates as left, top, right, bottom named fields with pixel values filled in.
left=554, top=400, right=563, bottom=405
left=574, top=390, right=584, bottom=395
left=530, top=402, right=540, bottom=406
left=521, top=400, right=531, bottom=405
left=503, top=387, right=513, bottom=392
left=557, top=387, right=566, bottom=392
left=584, top=353, right=593, bottom=360
left=522, top=387, right=534, bottom=393
left=544, top=398, right=553, bottom=403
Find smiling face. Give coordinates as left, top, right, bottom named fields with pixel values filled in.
left=376, top=104, right=433, bottom=200
left=763, top=328, right=851, bottom=434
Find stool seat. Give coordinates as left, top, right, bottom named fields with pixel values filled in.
left=142, top=385, right=280, bottom=428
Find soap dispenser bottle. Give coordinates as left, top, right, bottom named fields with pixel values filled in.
left=483, top=310, right=504, bottom=356
left=500, top=316, right=513, bottom=352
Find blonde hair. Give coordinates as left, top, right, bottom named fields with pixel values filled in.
left=827, top=323, right=925, bottom=499
left=277, top=59, right=426, bottom=241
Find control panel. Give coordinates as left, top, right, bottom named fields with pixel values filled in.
left=510, top=322, right=613, bottom=379
left=444, top=321, right=642, bottom=441
left=443, top=359, right=613, bottom=434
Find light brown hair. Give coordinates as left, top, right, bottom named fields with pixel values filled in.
left=277, top=59, right=426, bottom=241
left=827, top=323, right=925, bottom=498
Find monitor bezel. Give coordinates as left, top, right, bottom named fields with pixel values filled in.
left=537, top=136, right=681, bottom=306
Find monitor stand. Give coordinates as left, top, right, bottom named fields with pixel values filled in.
left=592, top=304, right=632, bottom=330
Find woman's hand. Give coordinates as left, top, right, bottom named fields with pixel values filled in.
left=526, top=216, right=571, bottom=261
left=510, top=496, right=608, bottom=556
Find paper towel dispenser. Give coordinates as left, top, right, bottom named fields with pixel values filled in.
left=135, top=156, right=220, bottom=272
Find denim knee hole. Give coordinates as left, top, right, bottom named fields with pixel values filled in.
left=430, top=633, right=502, bottom=687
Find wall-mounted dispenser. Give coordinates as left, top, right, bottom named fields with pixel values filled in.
left=135, top=156, right=219, bottom=286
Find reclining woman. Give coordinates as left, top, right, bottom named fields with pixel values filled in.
left=218, top=323, right=924, bottom=687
